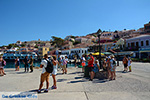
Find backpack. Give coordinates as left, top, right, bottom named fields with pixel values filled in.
left=113, top=60, right=116, bottom=66
left=45, top=59, right=53, bottom=73
left=2, top=60, right=6, bottom=66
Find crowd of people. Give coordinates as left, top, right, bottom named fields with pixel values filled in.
left=0, top=53, right=132, bottom=93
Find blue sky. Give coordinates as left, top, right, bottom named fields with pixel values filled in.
left=0, top=0, right=150, bottom=46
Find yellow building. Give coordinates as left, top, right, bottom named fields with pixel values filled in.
left=38, top=47, right=49, bottom=57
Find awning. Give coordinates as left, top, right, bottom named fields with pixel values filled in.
left=139, top=48, right=150, bottom=53
left=140, top=50, right=150, bottom=53
left=114, top=51, right=134, bottom=56
left=92, top=52, right=105, bottom=56
left=102, top=52, right=113, bottom=55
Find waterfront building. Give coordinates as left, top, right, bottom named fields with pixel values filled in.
left=38, top=47, right=49, bottom=57
left=126, top=35, right=150, bottom=58
left=61, top=48, right=88, bottom=59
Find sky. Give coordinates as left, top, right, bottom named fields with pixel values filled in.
left=0, top=0, right=150, bottom=46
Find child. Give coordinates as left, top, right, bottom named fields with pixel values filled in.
left=128, top=57, right=132, bottom=72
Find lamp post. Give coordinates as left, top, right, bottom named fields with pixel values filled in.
left=116, top=46, right=120, bottom=66
left=97, top=29, right=102, bottom=69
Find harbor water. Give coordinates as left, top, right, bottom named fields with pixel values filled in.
left=4, top=61, right=76, bottom=68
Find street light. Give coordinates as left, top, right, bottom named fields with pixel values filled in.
left=116, top=46, right=120, bottom=66
left=97, top=29, right=102, bottom=69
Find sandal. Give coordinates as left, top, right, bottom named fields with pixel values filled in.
left=44, top=89, right=48, bottom=93
left=37, top=90, right=41, bottom=93
left=52, top=85, right=57, bottom=89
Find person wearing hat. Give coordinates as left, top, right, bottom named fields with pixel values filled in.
left=0, top=56, right=6, bottom=76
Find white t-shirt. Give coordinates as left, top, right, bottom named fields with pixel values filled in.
left=128, top=60, right=131, bottom=66
left=65, top=58, right=69, bottom=63
left=41, top=59, right=48, bottom=74
left=81, top=57, right=86, bottom=63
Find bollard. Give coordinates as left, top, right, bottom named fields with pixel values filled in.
left=84, top=65, right=90, bottom=77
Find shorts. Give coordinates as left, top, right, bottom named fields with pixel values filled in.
left=40, top=72, right=50, bottom=83
left=89, top=67, right=94, bottom=72
left=61, top=65, right=66, bottom=70
left=52, top=69, right=57, bottom=75
left=124, top=64, right=128, bottom=68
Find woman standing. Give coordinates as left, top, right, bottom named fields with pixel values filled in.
left=51, top=56, right=58, bottom=89
left=107, top=57, right=111, bottom=80
left=81, top=55, right=86, bottom=72
left=89, top=60, right=100, bottom=81
left=15, top=57, right=20, bottom=71
left=0, top=56, right=6, bottom=76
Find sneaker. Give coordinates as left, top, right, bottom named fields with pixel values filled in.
left=52, top=85, right=57, bottom=89
left=89, top=79, right=93, bottom=81
left=37, top=90, right=41, bottom=93
left=44, top=89, right=48, bottom=93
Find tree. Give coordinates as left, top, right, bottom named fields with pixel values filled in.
left=21, top=44, right=25, bottom=47
left=34, top=45, right=38, bottom=48
left=73, top=41, right=80, bottom=45
left=51, top=36, right=64, bottom=47
left=114, top=30, right=118, bottom=33
left=71, top=36, right=76, bottom=39
left=7, top=44, right=13, bottom=49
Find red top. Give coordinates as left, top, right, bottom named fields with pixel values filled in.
left=88, top=56, right=94, bottom=67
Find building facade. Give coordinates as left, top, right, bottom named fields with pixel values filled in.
left=126, top=35, right=150, bottom=58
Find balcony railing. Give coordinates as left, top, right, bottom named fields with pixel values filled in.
left=124, top=46, right=139, bottom=51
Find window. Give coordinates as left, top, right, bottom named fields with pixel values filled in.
left=136, top=42, right=139, bottom=47
left=45, top=48, right=47, bottom=51
left=128, top=43, right=130, bottom=47
left=131, top=42, right=135, bottom=47
left=141, top=41, right=143, bottom=46
left=146, top=40, right=149, bottom=46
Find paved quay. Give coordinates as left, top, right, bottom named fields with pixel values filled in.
left=0, top=62, right=150, bottom=100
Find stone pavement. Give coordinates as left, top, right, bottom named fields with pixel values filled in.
left=0, top=62, right=150, bottom=100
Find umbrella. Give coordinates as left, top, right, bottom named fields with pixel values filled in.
left=92, top=52, right=105, bottom=56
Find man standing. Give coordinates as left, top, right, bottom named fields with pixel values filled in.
left=57, top=55, right=61, bottom=71
left=38, top=54, right=51, bottom=93
left=23, top=56, right=29, bottom=72
left=88, top=53, right=94, bottom=81
left=29, top=56, right=34, bottom=72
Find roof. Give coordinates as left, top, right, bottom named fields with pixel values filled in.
left=127, top=35, right=150, bottom=40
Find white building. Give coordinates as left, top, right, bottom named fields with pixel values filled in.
left=126, top=35, right=150, bottom=58
left=61, top=48, right=88, bottom=59
left=126, top=35, right=150, bottom=49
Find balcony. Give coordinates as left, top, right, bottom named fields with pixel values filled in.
left=124, top=46, right=139, bottom=51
